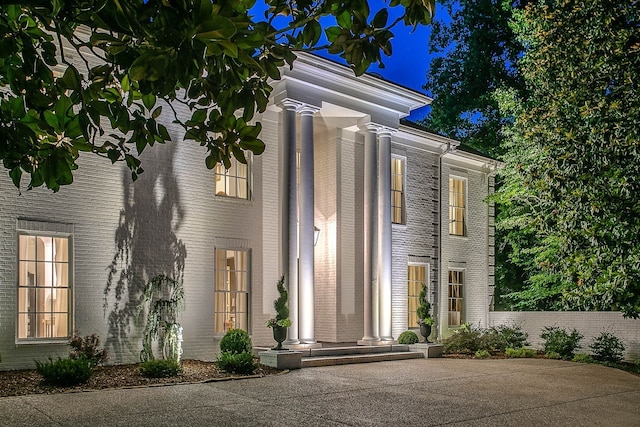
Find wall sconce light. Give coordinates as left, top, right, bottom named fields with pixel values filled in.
left=314, top=226, right=320, bottom=246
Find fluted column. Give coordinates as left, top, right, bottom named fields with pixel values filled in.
left=280, top=100, right=300, bottom=344
left=377, top=129, right=394, bottom=342
left=360, top=123, right=379, bottom=342
left=298, top=105, right=319, bottom=344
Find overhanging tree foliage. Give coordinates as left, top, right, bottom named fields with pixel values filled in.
left=420, top=0, right=523, bottom=158
left=493, top=0, right=640, bottom=317
left=0, top=0, right=435, bottom=191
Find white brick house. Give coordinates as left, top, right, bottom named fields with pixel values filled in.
left=0, top=53, right=496, bottom=369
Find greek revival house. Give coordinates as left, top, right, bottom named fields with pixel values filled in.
left=0, top=53, right=497, bottom=369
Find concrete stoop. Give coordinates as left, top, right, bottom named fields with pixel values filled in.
left=258, top=343, right=443, bottom=369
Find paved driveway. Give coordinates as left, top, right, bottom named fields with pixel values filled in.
left=1, top=358, right=639, bottom=426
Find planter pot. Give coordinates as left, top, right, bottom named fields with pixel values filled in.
left=420, top=324, right=432, bottom=343
left=272, top=325, right=287, bottom=350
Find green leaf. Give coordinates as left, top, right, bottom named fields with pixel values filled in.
left=142, top=93, right=156, bottom=111
left=196, top=16, right=237, bottom=40
left=372, top=9, right=388, bottom=28
left=337, top=11, right=352, bottom=29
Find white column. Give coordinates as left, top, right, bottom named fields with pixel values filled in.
left=360, top=123, right=379, bottom=342
left=377, top=129, right=394, bottom=342
left=280, top=100, right=299, bottom=344
left=298, top=105, right=319, bottom=344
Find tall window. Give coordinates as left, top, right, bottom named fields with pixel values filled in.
left=17, top=234, right=71, bottom=339
left=214, top=249, right=250, bottom=334
left=391, top=157, right=405, bottom=224
left=448, top=270, right=464, bottom=327
left=408, top=264, right=427, bottom=328
left=449, top=177, right=466, bottom=236
left=214, top=155, right=251, bottom=199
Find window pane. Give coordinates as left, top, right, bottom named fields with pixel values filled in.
left=19, top=261, right=36, bottom=286
left=52, top=313, right=68, bottom=338
left=54, top=263, right=69, bottom=287
left=36, top=236, right=53, bottom=262
left=54, top=238, right=68, bottom=262
left=17, top=313, right=35, bottom=338
left=19, top=235, right=35, bottom=260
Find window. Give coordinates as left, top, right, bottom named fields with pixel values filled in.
left=214, top=155, right=251, bottom=199
left=17, top=234, right=71, bottom=339
left=214, top=249, right=250, bottom=334
left=449, top=177, right=466, bottom=236
left=391, top=157, right=405, bottom=224
left=407, top=264, right=427, bottom=328
left=448, top=270, right=464, bottom=327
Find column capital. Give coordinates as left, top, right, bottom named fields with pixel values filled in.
left=357, top=120, right=397, bottom=136
left=297, top=104, right=320, bottom=116
left=278, top=98, right=303, bottom=111
left=276, top=99, right=320, bottom=115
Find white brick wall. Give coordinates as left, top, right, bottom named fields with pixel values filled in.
left=490, top=311, right=640, bottom=361
left=439, top=162, right=492, bottom=339
left=0, top=100, right=266, bottom=369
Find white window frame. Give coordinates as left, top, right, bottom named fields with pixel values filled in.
left=449, top=176, right=467, bottom=236
left=213, top=248, right=251, bottom=336
left=391, top=155, right=406, bottom=225
left=447, top=269, right=465, bottom=328
left=408, top=263, right=429, bottom=328
left=214, top=154, right=252, bottom=200
left=16, top=231, right=73, bottom=342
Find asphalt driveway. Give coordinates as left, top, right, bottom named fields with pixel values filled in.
left=1, top=358, right=639, bottom=426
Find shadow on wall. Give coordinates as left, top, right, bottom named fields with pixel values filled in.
left=103, top=142, right=187, bottom=363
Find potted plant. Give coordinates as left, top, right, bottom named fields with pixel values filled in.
left=416, top=284, right=434, bottom=343
left=266, top=276, right=291, bottom=350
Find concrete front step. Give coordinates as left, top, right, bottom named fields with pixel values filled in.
left=302, top=351, right=423, bottom=368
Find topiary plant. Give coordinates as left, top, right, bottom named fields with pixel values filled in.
left=266, top=275, right=291, bottom=328
left=398, top=331, right=419, bottom=344
left=219, top=328, right=253, bottom=354
left=416, top=284, right=433, bottom=326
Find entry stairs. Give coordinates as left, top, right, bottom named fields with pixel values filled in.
left=299, top=344, right=421, bottom=367
left=256, top=342, right=443, bottom=369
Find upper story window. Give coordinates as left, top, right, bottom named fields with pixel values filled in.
left=17, top=234, right=72, bottom=339
left=449, top=176, right=466, bottom=236
left=215, top=155, right=251, bottom=200
left=214, top=248, right=250, bottom=335
left=407, top=264, right=428, bottom=328
left=391, top=156, right=405, bottom=224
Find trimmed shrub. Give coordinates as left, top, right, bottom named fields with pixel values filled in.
left=475, top=349, right=491, bottom=359
left=398, top=331, right=419, bottom=345
left=139, top=358, right=182, bottom=378
left=572, top=353, right=593, bottom=363
left=217, top=352, right=257, bottom=375
left=442, top=323, right=482, bottom=354
left=35, top=357, right=93, bottom=386
left=540, top=326, right=583, bottom=359
left=219, top=329, right=253, bottom=355
left=68, top=333, right=108, bottom=367
left=590, top=331, right=625, bottom=363
left=505, top=347, right=537, bottom=358
left=479, top=325, right=529, bottom=353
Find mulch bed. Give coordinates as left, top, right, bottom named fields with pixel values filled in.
left=0, top=359, right=283, bottom=397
